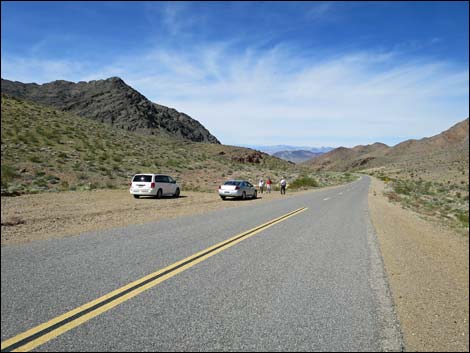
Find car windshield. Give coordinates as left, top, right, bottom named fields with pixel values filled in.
left=224, top=181, right=241, bottom=186
left=133, top=175, right=152, bottom=182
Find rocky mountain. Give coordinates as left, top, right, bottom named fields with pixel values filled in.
left=303, top=142, right=390, bottom=171
left=1, top=77, right=220, bottom=144
left=272, top=150, right=324, bottom=163
left=303, top=119, right=469, bottom=181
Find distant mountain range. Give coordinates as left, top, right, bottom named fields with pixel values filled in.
left=238, top=145, right=334, bottom=154
left=272, top=150, right=325, bottom=163
left=236, top=145, right=334, bottom=163
left=1, top=77, right=220, bottom=144
left=303, top=118, right=469, bottom=181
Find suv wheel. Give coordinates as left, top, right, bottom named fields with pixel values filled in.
left=220, top=196, right=226, bottom=200
left=253, top=190, right=257, bottom=199
left=241, top=191, right=246, bottom=200
left=133, top=195, right=140, bottom=199
left=156, top=189, right=163, bottom=199
left=174, top=188, right=180, bottom=198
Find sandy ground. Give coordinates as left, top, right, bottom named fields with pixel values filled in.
left=368, top=177, right=469, bottom=352
left=1, top=188, right=316, bottom=246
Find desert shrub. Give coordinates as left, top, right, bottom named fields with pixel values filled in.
left=378, top=175, right=392, bottom=182
left=290, top=176, right=319, bottom=189
left=1, top=165, right=18, bottom=188
left=455, top=211, right=469, bottom=227
left=385, top=192, right=400, bottom=202
left=393, top=181, right=413, bottom=195
left=28, top=155, right=42, bottom=163
left=112, top=154, right=123, bottom=163
left=33, top=178, right=48, bottom=188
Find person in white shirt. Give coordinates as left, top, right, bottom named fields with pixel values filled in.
left=258, top=179, right=265, bottom=194
left=280, top=178, right=287, bottom=195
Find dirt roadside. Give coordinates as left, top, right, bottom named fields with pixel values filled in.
left=1, top=187, right=323, bottom=246
left=368, top=177, right=469, bottom=352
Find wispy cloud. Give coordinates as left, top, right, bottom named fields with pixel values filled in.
left=2, top=2, right=468, bottom=147
left=3, top=42, right=468, bottom=147
left=305, top=2, right=336, bottom=20
left=1, top=55, right=87, bottom=83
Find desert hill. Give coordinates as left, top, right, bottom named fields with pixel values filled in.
left=303, top=119, right=469, bottom=182
left=1, top=95, right=302, bottom=194
left=1, top=77, right=220, bottom=144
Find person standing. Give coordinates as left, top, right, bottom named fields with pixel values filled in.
left=266, top=178, right=272, bottom=193
left=280, top=178, right=287, bottom=195
left=258, top=179, right=264, bottom=194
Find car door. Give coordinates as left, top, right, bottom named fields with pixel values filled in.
left=246, top=182, right=255, bottom=196
left=154, top=175, right=166, bottom=195
left=241, top=181, right=251, bottom=197
left=160, top=175, right=171, bottom=195
left=167, top=176, right=177, bottom=195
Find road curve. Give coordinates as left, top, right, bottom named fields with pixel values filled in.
left=1, top=176, right=403, bottom=351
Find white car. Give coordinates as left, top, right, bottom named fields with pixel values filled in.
left=130, top=174, right=181, bottom=199
left=218, top=180, right=257, bottom=200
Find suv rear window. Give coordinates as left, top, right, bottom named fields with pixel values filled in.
left=133, top=175, right=152, bottom=182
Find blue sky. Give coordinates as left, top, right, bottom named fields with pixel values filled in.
left=2, top=1, right=469, bottom=147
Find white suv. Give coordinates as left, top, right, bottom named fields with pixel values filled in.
left=130, top=174, right=181, bottom=199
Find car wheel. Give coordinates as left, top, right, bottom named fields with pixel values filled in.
left=253, top=190, right=257, bottom=199
left=156, top=189, right=163, bottom=199
left=220, top=196, right=226, bottom=200
left=242, top=191, right=246, bottom=200
left=133, top=195, right=140, bottom=199
left=174, top=188, right=180, bottom=198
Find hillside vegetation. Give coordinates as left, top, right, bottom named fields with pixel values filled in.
left=370, top=172, right=469, bottom=230
left=1, top=77, right=220, bottom=143
left=1, top=96, right=352, bottom=195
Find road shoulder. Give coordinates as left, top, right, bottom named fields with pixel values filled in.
left=368, top=177, right=469, bottom=352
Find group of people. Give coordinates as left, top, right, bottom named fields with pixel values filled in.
left=258, top=178, right=287, bottom=195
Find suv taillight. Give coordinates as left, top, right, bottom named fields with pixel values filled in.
left=151, top=182, right=155, bottom=188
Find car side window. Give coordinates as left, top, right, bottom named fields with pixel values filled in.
left=168, top=176, right=174, bottom=183
left=155, top=175, right=166, bottom=183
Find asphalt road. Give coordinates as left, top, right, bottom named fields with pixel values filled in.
left=1, top=176, right=403, bottom=352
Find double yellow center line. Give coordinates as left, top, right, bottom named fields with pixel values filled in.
left=1, top=207, right=307, bottom=352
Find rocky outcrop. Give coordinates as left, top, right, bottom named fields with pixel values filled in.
left=230, top=151, right=264, bottom=164
left=1, top=77, right=220, bottom=144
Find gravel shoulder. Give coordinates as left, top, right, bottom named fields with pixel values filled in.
left=1, top=187, right=324, bottom=246
left=368, top=177, right=469, bottom=352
